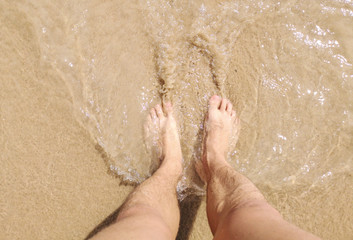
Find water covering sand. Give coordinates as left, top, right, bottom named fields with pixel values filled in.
left=1, top=0, right=352, bottom=239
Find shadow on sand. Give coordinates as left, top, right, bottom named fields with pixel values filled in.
left=85, top=194, right=202, bottom=240
left=87, top=140, right=204, bottom=239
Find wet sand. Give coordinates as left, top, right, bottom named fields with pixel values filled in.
left=2, top=77, right=352, bottom=240
left=0, top=10, right=211, bottom=237
left=1, top=0, right=353, bottom=239
left=0, top=69, right=212, bottom=238
left=1, top=67, right=352, bottom=239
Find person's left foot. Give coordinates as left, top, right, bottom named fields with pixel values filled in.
left=145, top=102, right=183, bottom=177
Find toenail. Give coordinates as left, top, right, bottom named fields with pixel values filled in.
left=211, top=95, right=219, bottom=100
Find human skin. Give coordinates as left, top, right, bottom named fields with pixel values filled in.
left=90, top=96, right=321, bottom=240
left=90, top=102, right=183, bottom=240
left=201, top=95, right=321, bottom=240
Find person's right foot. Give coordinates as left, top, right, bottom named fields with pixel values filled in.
left=198, top=95, right=240, bottom=182
left=145, top=102, right=183, bottom=177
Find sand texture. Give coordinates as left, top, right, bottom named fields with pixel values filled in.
left=1, top=0, right=353, bottom=239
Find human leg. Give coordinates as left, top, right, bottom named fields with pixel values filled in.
left=200, top=95, right=321, bottom=240
left=90, top=102, right=182, bottom=240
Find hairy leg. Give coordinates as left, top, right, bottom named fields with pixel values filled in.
left=91, top=102, right=182, bottom=240
left=199, top=95, right=321, bottom=240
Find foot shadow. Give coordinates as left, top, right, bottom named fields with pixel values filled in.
left=175, top=125, right=205, bottom=239
left=84, top=145, right=136, bottom=239
left=85, top=194, right=202, bottom=240
left=88, top=141, right=203, bottom=240
left=176, top=126, right=205, bottom=240
left=177, top=194, right=203, bottom=240
left=85, top=205, right=124, bottom=239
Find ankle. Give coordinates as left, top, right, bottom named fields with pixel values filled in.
left=159, top=157, right=182, bottom=177
left=203, top=155, right=231, bottom=184
left=204, top=151, right=229, bottom=170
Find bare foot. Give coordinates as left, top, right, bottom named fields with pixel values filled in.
left=144, top=102, right=183, bottom=177
left=197, top=95, right=240, bottom=182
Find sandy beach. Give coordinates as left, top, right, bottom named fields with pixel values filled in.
left=1, top=1, right=352, bottom=239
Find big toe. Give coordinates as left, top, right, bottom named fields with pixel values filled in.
left=155, top=104, right=164, bottom=118
left=209, top=95, right=222, bottom=111
left=163, top=101, right=173, bottom=116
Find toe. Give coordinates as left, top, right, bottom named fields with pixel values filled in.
left=155, top=104, right=164, bottom=118
left=150, top=108, right=157, bottom=119
left=163, top=101, right=173, bottom=116
left=226, top=102, right=233, bottom=113
left=209, top=95, right=221, bottom=111
left=220, top=98, right=228, bottom=111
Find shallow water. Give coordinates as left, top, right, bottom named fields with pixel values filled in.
left=1, top=0, right=353, bottom=238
